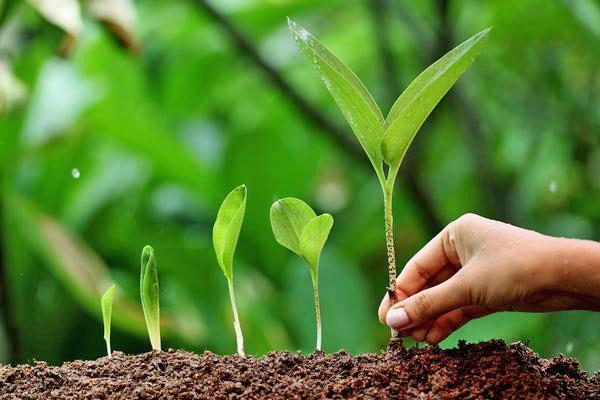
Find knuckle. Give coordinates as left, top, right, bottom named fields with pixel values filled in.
left=412, top=292, right=434, bottom=318
left=411, top=259, right=431, bottom=283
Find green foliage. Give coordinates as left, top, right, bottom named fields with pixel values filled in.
left=382, top=28, right=491, bottom=170
left=270, top=198, right=333, bottom=350
left=213, top=185, right=247, bottom=280
left=213, top=185, right=247, bottom=356
left=140, top=245, right=161, bottom=351
left=100, top=284, right=115, bottom=356
left=288, top=19, right=385, bottom=176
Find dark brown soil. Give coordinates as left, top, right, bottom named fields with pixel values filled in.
left=0, top=340, right=598, bottom=399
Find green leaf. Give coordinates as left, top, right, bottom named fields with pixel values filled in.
left=381, top=28, right=492, bottom=170
left=288, top=18, right=385, bottom=172
left=101, top=284, right=115, bottom=356
left=141, top=245, right=161, bottom=351
left=212, top=185, right=247, bottom=280
left=270, top=197, right=317, bottom=255
left=300, top=214, right=333, bottom=279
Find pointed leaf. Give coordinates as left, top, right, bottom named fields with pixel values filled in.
left=213, top=185, right=247, bottom=280
left=300, top=214, right=334, bottom=276
left=288, top=19, right=385, bottom=171
left=141, top=245, right=161, bottom=350
left=101, top=284, right=115, bottom=355
left=270, top=197, right=316, bottom=255
left=382, top=28, right=491, bottom=169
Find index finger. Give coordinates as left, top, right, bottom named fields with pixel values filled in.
left=378, top=227, right=460, bottom=321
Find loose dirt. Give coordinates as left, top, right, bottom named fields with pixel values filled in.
left=0, top=340, right=598, bottom=399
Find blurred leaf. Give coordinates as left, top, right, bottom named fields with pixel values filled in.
left=6, top=193, right=203, bottom=346
left=300, top=213, right=333, bottom=278
left=88, top=0, right=141, bottom=53
left=288, top=19, right=385, bottom=173
left=0, top=59, right=27, bottom=114
left=213, top=185, right=246, bottom=280
left=270, top=197, right=316, bottom=255
left=562, top=0, right=600, bottom=38
left=381, top=28, right=491, bottom=169
left=27, top=0, right=83, bottom=37
left=140, top=245, right=161, bottom=350
left=100, top=284, right=115, bottom=356
left=22, top=58, right=98, bottom=147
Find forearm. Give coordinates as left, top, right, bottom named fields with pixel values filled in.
left=542, top=236, right=600, bottom=310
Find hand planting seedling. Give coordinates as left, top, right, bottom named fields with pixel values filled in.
left=100, top=284, right=115, bottom=357
left=141, top=245, right=161, bottom=351
left=288, top=18, right=490, bottom=340
left=270, top=198, right=333, bottom=351
left=213, top=185, right=247, bottom=356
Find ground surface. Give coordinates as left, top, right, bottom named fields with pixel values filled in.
left=0, top=340, right=598, bottom=399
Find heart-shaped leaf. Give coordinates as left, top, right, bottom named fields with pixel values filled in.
left=288, top=18, right=385, bottom=172
left=381, top=28, right=491, bottom=170
left=300, top=213, right=334, bottom=280
left=270, top=197, right=317, bottom=255
left=213, top=185, right=247, bottom=280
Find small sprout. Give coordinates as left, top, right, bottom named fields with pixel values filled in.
left=140, top=245, right=161, bottom=351
left=270, top=198, right=333, bottom=351
left=213, top=185, right=247, bottom=356
left=100, top=284, right=115, bottom=357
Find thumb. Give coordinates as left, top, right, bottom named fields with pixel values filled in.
left=385, top=278, right=466, bottom=331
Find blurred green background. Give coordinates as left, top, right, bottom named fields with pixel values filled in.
left=0, top=0, right=599, bottom=371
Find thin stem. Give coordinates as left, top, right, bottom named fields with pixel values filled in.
left=227, top=278, right=245, bottom=356
left=312, top=278, right=322, bottom=351
left=383, top=171, right=400, bottom=341
left=105, top=339, right=112, bottom=357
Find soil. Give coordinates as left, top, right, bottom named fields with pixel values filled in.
left=0, top=340, right=598, bottom=399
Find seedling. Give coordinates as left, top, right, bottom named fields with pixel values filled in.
left=213, top=185, right=247, bottom=356
left=100, top=284, right=115, bottom=356
left=270, top=198, right=333, bottom=351
left=140, top=245, right=161, bottom=351
left=288, top=19, right=490, bottom=340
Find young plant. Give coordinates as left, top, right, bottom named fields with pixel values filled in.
left=100, top=284, right=115, bottom=356
left=213, top=185, right=247, bottom=356
left=140, top=245, right=161, bottom=351
left=288, top=19, right=490, bottom=340
left=270, top=198, right=333, bottom=351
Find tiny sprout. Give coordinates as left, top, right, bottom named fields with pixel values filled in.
left=270, top=198, right=333, bottom=351
left=140, top=245, right=161, bottom=351
left=213, top=185, right=247, bottom=356
left=100, top=284, right=115, bottom=356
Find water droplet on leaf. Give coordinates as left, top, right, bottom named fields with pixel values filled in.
left=71, top=168, right=80, bottom=179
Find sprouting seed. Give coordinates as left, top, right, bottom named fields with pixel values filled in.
left=288, top=18, right=490, bottom=341
left=213, top=185, right=247, bottom=356
left=100, top=284, right=115, bottom=357
left=270, top=197, right=333, bottom=351
left=140, top=245, right=161, bottom=351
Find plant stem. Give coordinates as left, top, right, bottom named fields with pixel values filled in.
left=105, top=339, right=111, bottom=357
left=382, top=172, right=400, bottom=341
left=312, top=277, right=322, bottom=351
left=227, top=279, right=245, bottom=356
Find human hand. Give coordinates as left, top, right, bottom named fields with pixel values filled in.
left=378, top=213, right=600, bottom=345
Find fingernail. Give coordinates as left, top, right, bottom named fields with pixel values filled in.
left=386, top=308, right=410, bottom=329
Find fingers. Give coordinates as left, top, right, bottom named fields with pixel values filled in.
left=394, top=228, right=461, bottom=299
left=424, top=306, right=492, bottom=344
left=386, top=278, right=466, bottom=331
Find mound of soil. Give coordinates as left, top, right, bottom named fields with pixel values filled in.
left=0, top=340, right=597, bottom=399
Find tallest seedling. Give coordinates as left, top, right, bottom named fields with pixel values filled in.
left=288, top=19, right=490, bottom=340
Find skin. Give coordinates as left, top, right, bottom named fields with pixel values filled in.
left=378, top=213, right=600, bottom=345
